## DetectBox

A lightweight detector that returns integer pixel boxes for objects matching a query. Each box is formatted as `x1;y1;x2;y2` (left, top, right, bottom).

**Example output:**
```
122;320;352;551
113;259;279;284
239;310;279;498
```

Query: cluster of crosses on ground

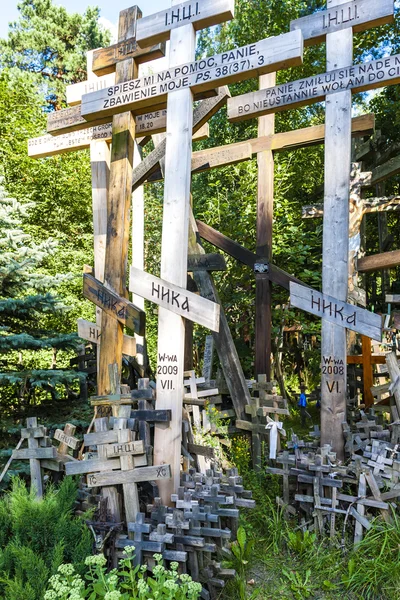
27;0;400;505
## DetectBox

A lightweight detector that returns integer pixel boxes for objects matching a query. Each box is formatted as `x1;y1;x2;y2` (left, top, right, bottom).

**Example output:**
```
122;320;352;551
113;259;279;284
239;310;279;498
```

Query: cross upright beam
98;7;142;395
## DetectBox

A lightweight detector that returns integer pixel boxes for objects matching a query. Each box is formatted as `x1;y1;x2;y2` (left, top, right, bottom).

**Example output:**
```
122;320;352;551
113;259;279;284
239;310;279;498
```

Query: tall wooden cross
80;1;306;502
94;7;164;396
227;0;395;458
29;51;138;373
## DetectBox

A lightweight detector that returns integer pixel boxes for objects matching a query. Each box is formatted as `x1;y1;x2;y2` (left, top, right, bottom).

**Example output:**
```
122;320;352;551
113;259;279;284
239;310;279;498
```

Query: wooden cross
54;423;80;458
227;0;396;457
347;335;386;407
80;8;304;505
13;418;57;498
117;513;164;566
88;7;162;399
266;450;295;504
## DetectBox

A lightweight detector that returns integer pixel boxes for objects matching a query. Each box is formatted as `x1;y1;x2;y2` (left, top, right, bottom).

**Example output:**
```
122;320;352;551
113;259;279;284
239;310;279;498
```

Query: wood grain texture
95;8;141;395
13;447;57;460
129;267;220;331
187;253;226;271
320;0;352;459
131;88;230;191
65;457;121;475
145;114;374;184
77;318;137;356
67;73;115;105
290;282;382;341
136;0;235;46
227;54;400;122
255;72;275;378
358;249;400;273
81;32;303;121
290;0;394;46
86;464;171;487
26;417;43;498
189;213;250;419
153;13;196;505
92;39;165;75
83;274;145;336
196;219;306;289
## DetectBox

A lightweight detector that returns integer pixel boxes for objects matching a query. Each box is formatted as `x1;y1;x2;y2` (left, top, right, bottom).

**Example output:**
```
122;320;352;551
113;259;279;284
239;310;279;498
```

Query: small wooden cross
13;418;57;498
117;513;164;566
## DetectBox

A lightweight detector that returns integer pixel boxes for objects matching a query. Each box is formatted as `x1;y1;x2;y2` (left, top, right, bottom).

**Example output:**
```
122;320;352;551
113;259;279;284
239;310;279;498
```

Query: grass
225;436;400;600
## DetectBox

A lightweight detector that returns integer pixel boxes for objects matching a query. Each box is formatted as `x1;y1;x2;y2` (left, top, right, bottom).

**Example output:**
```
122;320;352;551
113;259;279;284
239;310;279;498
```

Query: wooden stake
153;2;196;503
320;0;353;459
26;417;43;499
255;72;275;379
98;7;141;395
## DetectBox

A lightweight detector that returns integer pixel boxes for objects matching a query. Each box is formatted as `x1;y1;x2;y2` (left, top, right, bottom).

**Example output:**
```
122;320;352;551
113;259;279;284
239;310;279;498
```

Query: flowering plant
44;549;202;600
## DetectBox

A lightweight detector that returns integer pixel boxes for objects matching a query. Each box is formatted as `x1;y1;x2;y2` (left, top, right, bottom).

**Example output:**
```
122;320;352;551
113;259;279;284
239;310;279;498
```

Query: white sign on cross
80;31;304;121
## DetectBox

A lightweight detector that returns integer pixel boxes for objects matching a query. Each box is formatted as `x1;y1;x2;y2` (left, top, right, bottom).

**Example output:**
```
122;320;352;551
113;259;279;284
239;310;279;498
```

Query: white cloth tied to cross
265;418;284;460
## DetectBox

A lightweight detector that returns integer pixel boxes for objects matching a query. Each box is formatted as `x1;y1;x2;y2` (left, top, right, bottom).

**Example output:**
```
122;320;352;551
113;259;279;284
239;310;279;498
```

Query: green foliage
286;530;317;557
0;0;110;108
342;513;400;599
44;551;202;600
281;568;314;600
0;477;92;600
0;180;84;410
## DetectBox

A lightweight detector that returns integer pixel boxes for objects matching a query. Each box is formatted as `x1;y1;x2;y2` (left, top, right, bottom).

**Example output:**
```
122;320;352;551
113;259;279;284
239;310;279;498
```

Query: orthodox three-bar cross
227;0;395;458
80;0;304;502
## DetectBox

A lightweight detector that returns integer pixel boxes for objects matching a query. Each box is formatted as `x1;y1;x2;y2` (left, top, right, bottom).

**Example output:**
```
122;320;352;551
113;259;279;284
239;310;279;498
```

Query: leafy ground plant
44;549;202;600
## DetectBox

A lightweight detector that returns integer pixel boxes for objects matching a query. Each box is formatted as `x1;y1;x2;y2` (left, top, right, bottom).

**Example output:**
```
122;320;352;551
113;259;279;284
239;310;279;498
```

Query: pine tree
0;176;84;411
0;0;111;108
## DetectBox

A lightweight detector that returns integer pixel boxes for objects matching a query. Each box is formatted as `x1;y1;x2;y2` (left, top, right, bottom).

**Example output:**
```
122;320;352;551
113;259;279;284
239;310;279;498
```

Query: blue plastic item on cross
298;392;307;407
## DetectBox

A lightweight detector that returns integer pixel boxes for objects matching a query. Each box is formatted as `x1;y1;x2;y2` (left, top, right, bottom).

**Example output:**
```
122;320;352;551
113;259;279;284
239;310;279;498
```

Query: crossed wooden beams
196;219;305;292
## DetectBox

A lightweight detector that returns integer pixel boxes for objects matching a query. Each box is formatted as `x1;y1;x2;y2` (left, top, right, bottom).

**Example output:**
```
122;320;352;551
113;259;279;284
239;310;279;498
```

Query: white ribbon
265;419;284;460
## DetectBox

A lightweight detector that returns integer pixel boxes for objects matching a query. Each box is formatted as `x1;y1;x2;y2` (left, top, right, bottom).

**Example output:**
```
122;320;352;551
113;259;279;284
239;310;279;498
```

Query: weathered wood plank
77;318;136;356
187;253;226;272
228;54;400;122
66;73;115;106
83;274;145;336
153;11;197;504
358;249;400;273
81;32;303;120
319;0;352;459
131;87;230;191
104;440;145;458
65;457;121;475
196;219;306;290
13;447;57;460
187;443;215;458
54;429;80;450
29;125;112;157
92;40;165;76
290;282;382;340
129;267;220;331
136;0;235;46
84;429;119;446
290;0;394;47
189;214;250;418
86;464;171;487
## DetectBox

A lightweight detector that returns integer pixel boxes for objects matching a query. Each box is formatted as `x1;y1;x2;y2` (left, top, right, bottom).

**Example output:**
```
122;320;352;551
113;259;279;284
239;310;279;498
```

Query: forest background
0;0;399;416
